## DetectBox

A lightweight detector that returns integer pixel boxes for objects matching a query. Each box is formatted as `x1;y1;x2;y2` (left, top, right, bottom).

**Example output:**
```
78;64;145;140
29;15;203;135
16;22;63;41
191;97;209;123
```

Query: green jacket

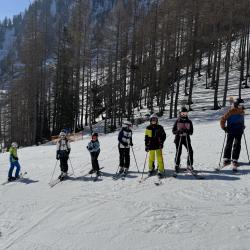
9;146;18;163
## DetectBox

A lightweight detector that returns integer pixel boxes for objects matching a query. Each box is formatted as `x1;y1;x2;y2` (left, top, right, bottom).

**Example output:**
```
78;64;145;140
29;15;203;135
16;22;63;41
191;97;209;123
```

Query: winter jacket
9;146;18;163
220;107;245;135
172;117;193;135
87;140;100;153
145;124;166;150
118;128;133;149
56;138;71;158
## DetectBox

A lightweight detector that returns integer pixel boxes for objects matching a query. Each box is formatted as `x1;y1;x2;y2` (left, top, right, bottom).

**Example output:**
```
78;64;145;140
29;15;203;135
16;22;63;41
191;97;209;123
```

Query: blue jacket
220;107;245;135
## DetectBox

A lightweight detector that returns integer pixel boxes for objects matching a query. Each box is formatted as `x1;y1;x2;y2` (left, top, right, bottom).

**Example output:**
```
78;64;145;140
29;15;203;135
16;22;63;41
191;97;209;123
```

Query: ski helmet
234;98;244;107
92;132;98;137
180;106;188;113
59;131;66;137
150;113;158;123
11;142;18;148
122;120;132;128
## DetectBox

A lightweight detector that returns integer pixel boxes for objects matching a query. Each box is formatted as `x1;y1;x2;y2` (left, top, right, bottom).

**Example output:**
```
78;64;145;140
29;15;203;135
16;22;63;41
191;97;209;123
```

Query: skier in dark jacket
56;131;71;180
220;98;245;170
145;114;166;178
87;132;101;176
118;121;133;175
172;107;194;173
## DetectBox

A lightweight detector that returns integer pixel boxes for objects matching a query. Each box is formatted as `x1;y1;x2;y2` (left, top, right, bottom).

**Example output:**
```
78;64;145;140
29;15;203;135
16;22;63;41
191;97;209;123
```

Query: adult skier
220;98;245;170
87;133;101;177
118;121;133;175
56;131;71;180
145;114;166;178
172;107;194;173
8;142;21;181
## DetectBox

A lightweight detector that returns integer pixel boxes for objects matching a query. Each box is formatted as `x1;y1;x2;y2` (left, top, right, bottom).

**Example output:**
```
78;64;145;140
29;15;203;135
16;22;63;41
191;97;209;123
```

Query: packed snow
0;106;250;249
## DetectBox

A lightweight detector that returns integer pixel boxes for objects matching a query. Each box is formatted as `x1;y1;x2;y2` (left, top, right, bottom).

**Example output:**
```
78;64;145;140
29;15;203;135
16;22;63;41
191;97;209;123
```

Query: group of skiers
7;97;246;182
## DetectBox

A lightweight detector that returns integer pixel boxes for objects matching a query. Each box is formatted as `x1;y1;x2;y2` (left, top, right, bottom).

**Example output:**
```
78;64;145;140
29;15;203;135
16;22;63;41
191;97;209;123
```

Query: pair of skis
2;172;28;185
173;168;204;179
112;171;128;180
139;171;165;185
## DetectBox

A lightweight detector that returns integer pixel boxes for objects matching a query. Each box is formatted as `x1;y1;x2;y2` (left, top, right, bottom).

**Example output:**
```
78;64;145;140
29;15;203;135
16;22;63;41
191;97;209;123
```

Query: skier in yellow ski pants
145;114;166;178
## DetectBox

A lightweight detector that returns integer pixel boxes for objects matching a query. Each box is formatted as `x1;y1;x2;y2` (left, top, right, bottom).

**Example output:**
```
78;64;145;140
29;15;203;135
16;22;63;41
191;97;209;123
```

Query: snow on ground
0;108;250;250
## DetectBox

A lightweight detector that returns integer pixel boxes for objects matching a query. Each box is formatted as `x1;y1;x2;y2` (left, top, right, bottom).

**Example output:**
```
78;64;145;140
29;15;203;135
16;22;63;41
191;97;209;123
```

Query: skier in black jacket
172;107;194;173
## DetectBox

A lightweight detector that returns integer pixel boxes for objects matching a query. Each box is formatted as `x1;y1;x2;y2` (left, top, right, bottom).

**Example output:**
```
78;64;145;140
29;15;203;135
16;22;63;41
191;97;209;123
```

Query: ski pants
59;156;69;173
91;151;100;172
175;136;193;167
119;148;130;169
8;161;21;178
149;149;164;173
223;133;242;161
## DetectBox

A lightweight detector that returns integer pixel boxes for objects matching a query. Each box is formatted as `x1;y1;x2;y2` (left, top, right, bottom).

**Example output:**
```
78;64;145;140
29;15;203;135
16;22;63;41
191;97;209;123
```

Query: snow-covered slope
0;107;250;249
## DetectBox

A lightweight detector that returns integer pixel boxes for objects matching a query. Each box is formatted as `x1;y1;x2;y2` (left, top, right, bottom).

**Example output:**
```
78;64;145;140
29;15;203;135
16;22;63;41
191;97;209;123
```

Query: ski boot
148;170;154;177
58;172;67;181
175;165;180;173
88;169;95;175
187;165;194;171
119;167;124;174
157;171;164;179
8;176;16;182
223;159;231;167
232;161;239;172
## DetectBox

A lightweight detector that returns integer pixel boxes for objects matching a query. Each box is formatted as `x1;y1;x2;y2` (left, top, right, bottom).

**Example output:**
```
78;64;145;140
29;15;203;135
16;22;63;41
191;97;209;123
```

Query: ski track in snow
1;91;250;248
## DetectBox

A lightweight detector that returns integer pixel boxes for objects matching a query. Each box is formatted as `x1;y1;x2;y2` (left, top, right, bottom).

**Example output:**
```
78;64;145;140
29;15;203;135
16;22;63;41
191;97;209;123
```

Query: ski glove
130;142;133;146
56;155;60;160
145;146;149;152
12;155;18;161
67;149;71;155
122;142;128;147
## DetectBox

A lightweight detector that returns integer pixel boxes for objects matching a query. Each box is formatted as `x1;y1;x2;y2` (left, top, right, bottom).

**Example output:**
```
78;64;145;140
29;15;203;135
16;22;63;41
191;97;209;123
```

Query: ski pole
131;147;140;173
175;135;182;167
141;151;148;180
69;157;76;176
185;135;192;168
49;160;58;183
218;132;227;168
243;132;250;163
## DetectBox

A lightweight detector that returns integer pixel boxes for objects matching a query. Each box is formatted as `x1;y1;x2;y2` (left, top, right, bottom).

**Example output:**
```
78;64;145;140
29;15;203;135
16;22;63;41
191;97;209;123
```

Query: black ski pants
91;151;100;172
119;148;130;169
175;135;193;166
59;156;69;173
223;133;242;161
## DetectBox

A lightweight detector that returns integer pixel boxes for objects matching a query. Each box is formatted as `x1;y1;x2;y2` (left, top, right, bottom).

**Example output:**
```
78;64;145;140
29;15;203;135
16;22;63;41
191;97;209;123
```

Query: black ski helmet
180;106;188;113
92;132;98;137
234;98;244;107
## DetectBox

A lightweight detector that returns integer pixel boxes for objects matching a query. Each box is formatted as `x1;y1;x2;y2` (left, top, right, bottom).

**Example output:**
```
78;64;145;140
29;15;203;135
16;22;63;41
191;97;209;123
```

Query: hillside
0;99;250;249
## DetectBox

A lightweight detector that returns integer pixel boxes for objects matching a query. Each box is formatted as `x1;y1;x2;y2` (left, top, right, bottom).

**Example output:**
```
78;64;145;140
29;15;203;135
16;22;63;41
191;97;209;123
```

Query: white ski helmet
123;120;132;128
150;113;158;123
11;142;18;148
59;131;66;137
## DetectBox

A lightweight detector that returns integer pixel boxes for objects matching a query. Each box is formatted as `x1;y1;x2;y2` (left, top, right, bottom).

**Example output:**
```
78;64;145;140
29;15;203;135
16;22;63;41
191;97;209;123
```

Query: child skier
118;121;133;175
8;142;21;181
220;98;245;171
172;107;194;173
87;133;101;177
145;114;166;178
56;131;71;180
